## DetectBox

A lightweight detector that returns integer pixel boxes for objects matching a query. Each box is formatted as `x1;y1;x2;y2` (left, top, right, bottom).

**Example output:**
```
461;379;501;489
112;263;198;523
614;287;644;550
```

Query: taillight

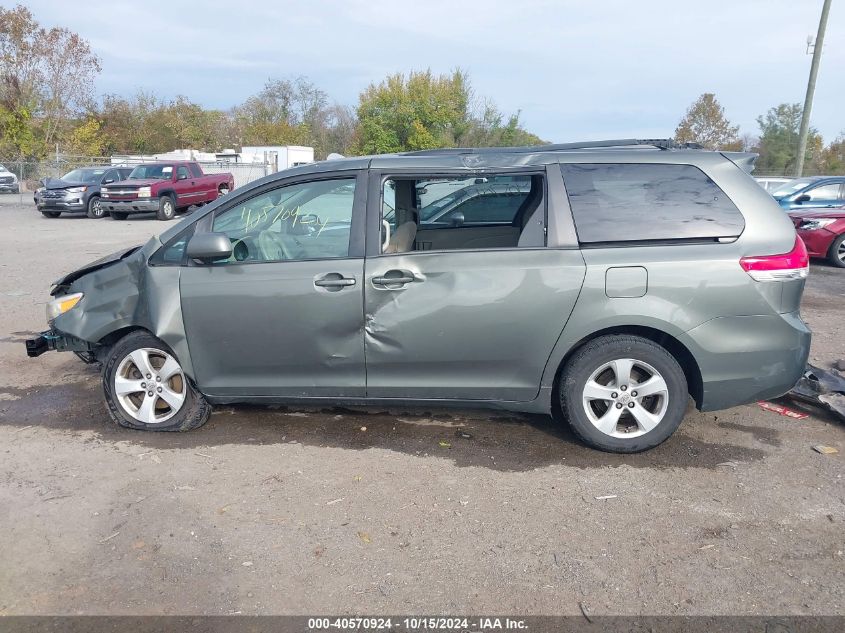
739;237;809;282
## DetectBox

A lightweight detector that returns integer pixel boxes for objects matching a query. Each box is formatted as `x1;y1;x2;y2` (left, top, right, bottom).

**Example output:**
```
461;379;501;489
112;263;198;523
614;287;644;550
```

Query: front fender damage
42;237;195;378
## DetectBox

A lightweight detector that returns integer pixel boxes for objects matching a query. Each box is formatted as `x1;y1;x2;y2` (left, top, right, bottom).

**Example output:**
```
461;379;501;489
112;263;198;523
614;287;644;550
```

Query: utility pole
795;0;832;177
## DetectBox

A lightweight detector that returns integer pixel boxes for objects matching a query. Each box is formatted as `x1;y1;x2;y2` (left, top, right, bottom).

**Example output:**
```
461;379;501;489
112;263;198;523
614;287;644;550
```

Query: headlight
46;292;84;321
66;186;87;193
798;218;836;231
138;186;152;197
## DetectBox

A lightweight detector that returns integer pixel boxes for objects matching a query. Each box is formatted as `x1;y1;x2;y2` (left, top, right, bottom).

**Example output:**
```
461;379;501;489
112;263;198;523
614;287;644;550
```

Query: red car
791;208;845;268
101;161;234;221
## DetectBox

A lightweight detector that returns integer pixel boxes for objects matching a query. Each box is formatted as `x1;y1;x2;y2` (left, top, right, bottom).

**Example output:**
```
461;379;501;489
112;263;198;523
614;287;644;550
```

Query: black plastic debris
788;364;845;422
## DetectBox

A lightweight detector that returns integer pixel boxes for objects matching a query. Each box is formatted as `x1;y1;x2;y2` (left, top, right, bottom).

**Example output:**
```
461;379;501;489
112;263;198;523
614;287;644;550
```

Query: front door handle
314;273;356;289
372;269;418;288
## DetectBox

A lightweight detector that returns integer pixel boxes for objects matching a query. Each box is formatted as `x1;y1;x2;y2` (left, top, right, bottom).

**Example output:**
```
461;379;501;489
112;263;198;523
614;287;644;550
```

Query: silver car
26;139;811;452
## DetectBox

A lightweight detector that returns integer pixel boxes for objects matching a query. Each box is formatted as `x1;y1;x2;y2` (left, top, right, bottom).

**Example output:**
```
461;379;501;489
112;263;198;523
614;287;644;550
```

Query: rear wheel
828;234;845;268
110;211;128;220
559;335;688;453
157;194;176;220
41;211;61;218
86;195;105;219
102;331;211;432
217;184;229;197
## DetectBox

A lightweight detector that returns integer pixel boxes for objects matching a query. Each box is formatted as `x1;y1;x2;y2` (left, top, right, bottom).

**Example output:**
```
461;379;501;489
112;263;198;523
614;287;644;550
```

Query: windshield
129;164;174;180
771;178;818;197
61;168;106;183
0;163;7;171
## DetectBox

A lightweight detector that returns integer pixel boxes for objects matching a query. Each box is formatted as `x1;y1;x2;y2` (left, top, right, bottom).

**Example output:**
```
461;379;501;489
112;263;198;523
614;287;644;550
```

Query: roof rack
401;139;704;156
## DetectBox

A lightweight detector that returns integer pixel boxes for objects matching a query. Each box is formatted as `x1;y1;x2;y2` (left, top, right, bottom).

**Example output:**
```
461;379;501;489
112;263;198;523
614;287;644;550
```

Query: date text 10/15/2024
308;617;528;631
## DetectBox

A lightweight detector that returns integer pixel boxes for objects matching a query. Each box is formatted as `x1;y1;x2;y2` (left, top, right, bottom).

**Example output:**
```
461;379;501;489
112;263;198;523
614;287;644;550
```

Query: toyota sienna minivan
26;140;811;452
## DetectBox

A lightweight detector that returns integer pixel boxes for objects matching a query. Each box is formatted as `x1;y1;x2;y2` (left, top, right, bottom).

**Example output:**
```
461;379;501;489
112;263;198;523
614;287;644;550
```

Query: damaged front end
25;329;99;363
23;238;167;365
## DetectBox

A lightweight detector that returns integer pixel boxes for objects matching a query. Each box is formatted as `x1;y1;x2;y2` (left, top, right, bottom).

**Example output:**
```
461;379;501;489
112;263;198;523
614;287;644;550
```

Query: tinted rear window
560;163;745;243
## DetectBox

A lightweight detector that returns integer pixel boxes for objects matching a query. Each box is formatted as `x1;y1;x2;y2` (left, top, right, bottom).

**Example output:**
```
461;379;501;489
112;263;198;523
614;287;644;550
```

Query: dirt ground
0;195;843;616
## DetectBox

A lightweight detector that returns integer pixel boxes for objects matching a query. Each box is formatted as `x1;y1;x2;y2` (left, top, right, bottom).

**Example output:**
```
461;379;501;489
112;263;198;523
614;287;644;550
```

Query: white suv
0;163;20;194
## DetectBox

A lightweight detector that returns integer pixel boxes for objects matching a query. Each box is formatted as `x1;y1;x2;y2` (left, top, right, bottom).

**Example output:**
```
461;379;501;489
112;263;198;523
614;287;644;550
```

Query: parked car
101;161;235;221
0;163;20;193
754;176;793;194
34;166;134;218
792;208;845;268
25;139;810;453
771;176;845;211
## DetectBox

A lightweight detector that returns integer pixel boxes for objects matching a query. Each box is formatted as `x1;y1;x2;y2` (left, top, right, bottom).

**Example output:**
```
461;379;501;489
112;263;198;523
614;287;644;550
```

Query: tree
0;4;100;156
356;69;542;154
820;133;845;174
674;93;739;150
754;103;823;175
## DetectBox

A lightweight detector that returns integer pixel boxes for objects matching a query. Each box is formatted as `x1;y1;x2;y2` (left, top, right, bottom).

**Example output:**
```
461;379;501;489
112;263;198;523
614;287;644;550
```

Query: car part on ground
24;139;811;452
788;364;845;424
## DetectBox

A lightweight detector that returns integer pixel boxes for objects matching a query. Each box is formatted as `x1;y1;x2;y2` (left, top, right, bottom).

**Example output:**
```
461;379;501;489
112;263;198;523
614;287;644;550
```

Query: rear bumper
683;311;811;411
797;228;837;258
103;199;158;213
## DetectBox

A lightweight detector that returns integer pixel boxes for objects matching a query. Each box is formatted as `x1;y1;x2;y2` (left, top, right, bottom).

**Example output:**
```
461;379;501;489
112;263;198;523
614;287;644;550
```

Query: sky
21;0;845;144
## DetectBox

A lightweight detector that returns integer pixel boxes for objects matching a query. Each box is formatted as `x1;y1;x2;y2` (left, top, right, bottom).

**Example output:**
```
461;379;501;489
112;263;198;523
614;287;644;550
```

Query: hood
43;177;89;190
52;245;143;292
790;208;845;220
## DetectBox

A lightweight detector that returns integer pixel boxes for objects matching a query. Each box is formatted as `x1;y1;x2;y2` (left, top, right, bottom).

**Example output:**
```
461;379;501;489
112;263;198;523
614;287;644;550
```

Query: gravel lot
0;195;843;616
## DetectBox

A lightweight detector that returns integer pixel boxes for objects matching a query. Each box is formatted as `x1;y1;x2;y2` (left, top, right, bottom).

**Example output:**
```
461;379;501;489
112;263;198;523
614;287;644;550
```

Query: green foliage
356;69;542;154
674;93;739;150
0;103;36;158
820;133;845;174
754;103;823;176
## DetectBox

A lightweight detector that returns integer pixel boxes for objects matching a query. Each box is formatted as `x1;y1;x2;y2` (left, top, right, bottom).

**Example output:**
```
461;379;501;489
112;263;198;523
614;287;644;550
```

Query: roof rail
400;139;704;156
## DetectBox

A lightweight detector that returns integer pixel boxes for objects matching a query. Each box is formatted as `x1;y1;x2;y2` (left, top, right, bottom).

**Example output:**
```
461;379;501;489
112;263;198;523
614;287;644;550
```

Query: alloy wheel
581;358;669;438
114;348;186;424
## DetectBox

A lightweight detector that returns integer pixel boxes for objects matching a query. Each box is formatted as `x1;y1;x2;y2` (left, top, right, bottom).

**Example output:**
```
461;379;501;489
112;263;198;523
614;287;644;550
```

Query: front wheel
102;331;211;432
828;234;845;268
156;195;176;220
110;211;128;221
559;335;688;453
86;195;105;218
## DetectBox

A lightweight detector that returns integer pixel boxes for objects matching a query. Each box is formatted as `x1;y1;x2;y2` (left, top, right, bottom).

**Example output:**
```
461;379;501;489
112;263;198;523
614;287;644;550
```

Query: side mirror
186;232;232;263
449;211;465;227
794;194;811;203
103;178;115;184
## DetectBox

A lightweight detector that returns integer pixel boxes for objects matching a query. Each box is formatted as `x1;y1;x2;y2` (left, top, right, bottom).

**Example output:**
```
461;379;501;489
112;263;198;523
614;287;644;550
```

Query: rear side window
560;163;745;243
190;163;203;178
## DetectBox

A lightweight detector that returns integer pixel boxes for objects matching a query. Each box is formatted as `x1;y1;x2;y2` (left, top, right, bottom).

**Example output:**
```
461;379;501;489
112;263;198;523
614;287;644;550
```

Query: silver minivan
26;140;811;452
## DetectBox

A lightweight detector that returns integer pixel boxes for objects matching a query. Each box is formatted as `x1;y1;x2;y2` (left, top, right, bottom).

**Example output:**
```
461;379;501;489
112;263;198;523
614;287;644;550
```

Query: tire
86;195;105;219
827;234;845;268
102;331;211;432
156;195;176;221
41;211;61;218
217;185;229;197
110;211;128;221
558;335;688;453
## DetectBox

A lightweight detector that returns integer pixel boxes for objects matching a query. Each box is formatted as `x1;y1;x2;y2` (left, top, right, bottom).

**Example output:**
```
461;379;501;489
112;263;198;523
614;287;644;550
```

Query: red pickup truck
101;161;235;221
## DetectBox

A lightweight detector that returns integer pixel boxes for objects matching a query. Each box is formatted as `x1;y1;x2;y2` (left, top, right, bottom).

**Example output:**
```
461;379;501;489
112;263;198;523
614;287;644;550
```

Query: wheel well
95;327;150;357
554;325;704;408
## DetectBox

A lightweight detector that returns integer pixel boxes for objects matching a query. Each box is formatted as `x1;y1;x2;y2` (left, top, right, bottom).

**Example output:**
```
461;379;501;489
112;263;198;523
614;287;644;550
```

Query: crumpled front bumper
25;329;97;362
